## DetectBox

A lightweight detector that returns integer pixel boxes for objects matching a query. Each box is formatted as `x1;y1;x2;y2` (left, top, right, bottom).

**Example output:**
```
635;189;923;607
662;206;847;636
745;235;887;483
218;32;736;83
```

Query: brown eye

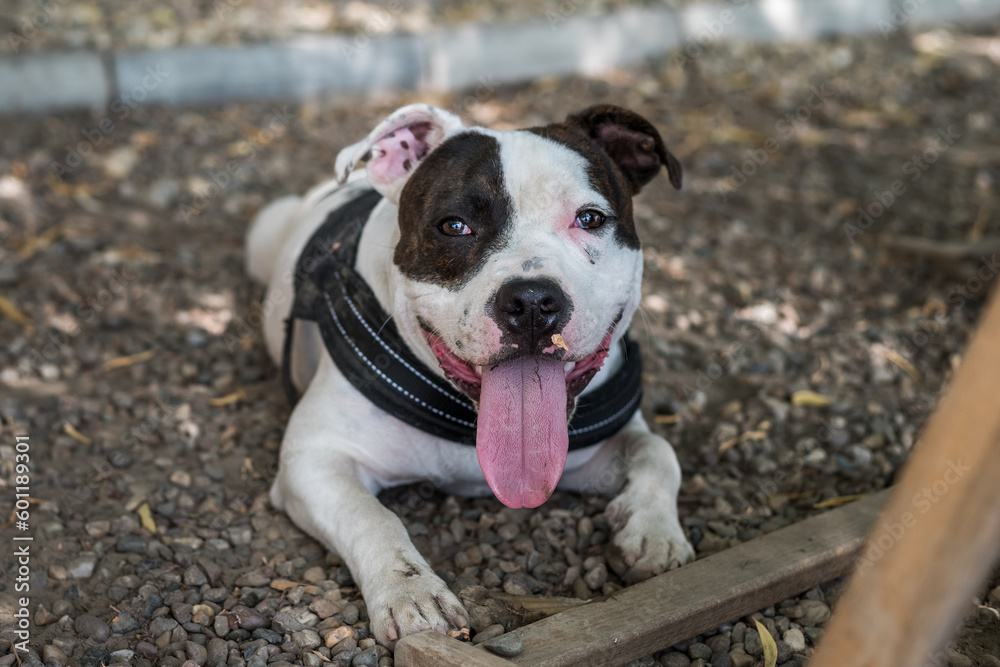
575;210;606;229
439;219;472;236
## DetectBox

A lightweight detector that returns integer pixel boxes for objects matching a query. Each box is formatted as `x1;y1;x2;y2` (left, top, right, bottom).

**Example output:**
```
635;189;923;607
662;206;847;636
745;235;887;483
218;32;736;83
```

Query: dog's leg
560;413;695;584
271;377;468;647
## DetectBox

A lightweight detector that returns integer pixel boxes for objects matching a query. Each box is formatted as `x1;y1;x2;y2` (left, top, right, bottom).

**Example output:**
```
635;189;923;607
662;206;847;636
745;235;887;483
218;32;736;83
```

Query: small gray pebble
111;611;139;633
213;614;230;636
74;615;110;641
206;638;228;667
728;648;754;667
149;616;178;636
293;629;323;649
41;646;68;667
184;565;208;586
472;624;505;645
353;647;380;667
711;650;731;667
340;604;360;625
775;639;792;663
744;629;762;657
797;600;831;626
688;643;712;660
116;536;148;554
482;632;523;658
186;641;208;665
731;622;746;644
252;628;283;644
80;648;111;667
272;611;307;634
946;650;973;667
659;652;691;667
302;652;325;667
109;649;134;663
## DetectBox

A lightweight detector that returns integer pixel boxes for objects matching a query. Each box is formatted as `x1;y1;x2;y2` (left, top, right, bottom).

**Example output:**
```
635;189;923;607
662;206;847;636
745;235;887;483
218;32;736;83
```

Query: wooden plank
504;491;887;667
812;291;1000;667
395;629;511;667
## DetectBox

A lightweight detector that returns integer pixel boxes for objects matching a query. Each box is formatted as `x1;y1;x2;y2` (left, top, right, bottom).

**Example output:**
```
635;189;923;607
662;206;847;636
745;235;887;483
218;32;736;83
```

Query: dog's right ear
335;104;466;204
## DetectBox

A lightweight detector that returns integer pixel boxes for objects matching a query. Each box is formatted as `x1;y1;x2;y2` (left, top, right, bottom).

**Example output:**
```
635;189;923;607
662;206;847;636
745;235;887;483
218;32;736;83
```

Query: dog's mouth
422;328;613;510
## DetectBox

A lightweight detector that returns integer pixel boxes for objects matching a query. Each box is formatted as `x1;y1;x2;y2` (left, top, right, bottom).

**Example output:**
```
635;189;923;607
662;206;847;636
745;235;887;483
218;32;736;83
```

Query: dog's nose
492;278;571;348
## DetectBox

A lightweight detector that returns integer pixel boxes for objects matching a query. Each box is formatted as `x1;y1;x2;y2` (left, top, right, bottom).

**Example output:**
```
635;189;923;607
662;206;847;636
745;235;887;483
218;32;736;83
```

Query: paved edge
1;0;999;113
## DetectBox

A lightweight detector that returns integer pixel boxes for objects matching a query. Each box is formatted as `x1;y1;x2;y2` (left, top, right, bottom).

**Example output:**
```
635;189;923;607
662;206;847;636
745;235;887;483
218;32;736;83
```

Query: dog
245;103;694;647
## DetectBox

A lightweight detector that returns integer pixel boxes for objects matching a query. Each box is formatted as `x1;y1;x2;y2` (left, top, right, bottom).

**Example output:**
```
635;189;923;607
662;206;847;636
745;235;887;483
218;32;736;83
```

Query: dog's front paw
366;566;469;648
605;498;695;585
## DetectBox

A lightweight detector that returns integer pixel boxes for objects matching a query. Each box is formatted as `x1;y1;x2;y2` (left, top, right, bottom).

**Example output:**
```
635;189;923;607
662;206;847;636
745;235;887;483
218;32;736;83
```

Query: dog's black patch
528;122;639;250
397;560;421;578
521;256;544;271
395;132;514;289
529;106;681;251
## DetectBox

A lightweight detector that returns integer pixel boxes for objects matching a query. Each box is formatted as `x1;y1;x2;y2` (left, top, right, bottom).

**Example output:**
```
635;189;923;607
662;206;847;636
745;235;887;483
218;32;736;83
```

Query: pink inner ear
368;127;429;188
596;123;657;170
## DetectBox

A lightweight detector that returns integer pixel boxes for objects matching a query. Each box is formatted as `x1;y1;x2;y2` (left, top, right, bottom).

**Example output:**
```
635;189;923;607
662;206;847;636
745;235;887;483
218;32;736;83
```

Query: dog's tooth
475;365;483;376
564;362;576;375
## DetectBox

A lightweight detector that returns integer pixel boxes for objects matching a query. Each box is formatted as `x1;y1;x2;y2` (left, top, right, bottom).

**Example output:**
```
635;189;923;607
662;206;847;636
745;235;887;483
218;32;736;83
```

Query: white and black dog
245;103;694;647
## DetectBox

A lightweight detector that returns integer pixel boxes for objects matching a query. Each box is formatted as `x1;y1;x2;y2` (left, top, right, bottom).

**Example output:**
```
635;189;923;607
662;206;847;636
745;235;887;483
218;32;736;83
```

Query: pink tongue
476;357;568;508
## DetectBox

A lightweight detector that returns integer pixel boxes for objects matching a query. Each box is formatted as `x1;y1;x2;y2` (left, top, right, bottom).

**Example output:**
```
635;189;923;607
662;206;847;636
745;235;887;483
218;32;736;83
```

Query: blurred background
1;1;1000;666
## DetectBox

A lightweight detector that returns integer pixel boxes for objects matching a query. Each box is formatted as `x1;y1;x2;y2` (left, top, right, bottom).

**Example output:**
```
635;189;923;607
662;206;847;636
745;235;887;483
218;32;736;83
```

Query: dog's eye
439;219;472;236
575;210;606;230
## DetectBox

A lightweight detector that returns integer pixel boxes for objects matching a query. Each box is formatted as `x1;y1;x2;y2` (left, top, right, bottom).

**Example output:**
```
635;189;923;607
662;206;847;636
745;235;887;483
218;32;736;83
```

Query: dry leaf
883;348;922;383
63;422;92;445
324;626;354;647
269;579;318;594
791;390;833;407
136;502;157;533
447;627;470;641
17;225;64;259
755;619;778;667
654;414;680;425
0;295;34;333
551;333;568;352
308;650;331;663
718;429;768;454
101;349;156;372
210;389;246;407
813;493;867;509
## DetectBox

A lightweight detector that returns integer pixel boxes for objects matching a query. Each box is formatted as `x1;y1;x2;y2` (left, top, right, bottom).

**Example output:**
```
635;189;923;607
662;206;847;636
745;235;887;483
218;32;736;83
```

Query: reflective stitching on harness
337;281;476;411
568;390;641;436
323;291;478;429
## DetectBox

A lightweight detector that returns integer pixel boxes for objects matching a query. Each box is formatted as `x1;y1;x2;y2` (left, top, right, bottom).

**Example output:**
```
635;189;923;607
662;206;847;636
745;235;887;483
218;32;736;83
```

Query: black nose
492;278;571;349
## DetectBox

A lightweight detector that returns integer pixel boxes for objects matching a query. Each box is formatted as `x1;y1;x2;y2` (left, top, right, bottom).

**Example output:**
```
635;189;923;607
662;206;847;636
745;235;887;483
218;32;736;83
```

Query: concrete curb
1;0;999;113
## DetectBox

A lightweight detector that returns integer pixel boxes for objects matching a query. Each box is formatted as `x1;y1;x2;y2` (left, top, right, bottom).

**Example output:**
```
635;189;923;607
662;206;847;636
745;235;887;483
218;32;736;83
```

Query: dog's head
336;104;681;508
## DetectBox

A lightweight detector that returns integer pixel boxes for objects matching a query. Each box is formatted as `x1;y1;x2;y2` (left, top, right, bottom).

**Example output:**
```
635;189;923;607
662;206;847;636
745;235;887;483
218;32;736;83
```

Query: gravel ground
2;0;670;54
2;19;1000;667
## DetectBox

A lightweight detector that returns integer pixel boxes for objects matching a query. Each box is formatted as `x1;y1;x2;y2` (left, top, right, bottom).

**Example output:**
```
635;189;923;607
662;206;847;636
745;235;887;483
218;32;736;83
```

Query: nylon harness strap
281;188;644;450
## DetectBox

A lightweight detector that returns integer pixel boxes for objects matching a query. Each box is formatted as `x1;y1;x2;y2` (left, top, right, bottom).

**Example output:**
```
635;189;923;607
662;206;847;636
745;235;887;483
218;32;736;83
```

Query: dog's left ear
335;104;466;203
566;105;682;193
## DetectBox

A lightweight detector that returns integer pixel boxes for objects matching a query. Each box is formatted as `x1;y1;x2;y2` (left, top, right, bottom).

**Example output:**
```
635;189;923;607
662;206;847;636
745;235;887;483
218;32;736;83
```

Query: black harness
282;188;644;449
